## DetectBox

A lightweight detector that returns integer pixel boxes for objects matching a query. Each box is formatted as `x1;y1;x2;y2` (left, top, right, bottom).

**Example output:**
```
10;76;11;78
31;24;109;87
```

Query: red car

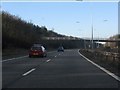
29;45;47;58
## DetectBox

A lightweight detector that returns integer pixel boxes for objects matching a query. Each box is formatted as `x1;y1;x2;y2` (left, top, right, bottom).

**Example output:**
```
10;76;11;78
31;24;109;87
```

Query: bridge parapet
42;37;81;40
42;37;120;42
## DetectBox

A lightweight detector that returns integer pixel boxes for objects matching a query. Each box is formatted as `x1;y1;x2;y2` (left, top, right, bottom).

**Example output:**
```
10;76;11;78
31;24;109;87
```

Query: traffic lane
2;51;59;88
2;50;58;70
2;50;57;63
6;50;119;88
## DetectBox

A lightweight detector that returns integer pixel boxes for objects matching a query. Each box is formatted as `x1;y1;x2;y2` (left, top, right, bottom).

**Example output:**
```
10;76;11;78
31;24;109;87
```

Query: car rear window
31;46;42;50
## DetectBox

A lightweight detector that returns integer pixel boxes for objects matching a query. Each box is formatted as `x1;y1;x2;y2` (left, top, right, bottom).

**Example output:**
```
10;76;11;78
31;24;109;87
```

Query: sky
1;1;118;39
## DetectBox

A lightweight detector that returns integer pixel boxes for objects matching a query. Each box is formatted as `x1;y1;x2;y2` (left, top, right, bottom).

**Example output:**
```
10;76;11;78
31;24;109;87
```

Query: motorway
2;49;120;88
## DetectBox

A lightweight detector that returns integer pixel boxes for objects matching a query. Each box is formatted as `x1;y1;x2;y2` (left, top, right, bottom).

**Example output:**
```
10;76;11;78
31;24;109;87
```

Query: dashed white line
2;51;56;63
78;49;120;82
2;55;28;62
22;68;36;76
46;59;51;62
55;56;57;57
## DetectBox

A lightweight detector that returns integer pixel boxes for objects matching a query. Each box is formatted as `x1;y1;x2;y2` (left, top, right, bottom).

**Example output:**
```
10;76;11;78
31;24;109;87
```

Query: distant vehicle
57;46;64;52
29;45;47;58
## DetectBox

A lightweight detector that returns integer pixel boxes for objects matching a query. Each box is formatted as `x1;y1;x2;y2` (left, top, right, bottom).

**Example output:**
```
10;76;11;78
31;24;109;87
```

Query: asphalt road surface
2;49;120;88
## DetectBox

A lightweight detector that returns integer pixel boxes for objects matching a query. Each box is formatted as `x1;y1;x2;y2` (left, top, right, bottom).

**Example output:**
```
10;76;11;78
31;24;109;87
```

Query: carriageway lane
2;51;59;88
3;49;120;88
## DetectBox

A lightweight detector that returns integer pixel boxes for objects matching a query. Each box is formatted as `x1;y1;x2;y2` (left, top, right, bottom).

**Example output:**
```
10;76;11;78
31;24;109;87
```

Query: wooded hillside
2;11;65;49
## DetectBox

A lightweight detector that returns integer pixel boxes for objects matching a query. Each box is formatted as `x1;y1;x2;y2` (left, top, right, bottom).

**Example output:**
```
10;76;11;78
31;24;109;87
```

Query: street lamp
76;21;86;49
97;19;108;48
84;39;86;49
91;18;108;49
91;24;94;50
97;32;99;48
103;20;108;22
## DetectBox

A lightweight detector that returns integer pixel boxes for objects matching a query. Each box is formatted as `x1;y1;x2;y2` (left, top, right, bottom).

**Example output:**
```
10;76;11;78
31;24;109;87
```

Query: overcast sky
1;1;118;39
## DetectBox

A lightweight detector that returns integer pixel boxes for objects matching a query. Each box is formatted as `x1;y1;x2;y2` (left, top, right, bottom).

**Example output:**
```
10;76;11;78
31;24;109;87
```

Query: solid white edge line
22;68;36;76
77;49;120;82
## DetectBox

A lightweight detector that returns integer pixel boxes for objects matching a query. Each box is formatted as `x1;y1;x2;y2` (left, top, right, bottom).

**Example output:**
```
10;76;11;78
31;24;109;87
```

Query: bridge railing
42;37;120;42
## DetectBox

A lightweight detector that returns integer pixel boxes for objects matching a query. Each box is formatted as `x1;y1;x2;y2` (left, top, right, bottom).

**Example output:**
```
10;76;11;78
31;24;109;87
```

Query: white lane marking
22;68;36;76
55;56;57;57
2;55;28;62
46;59;51;62
2;51;56;63
78;49;120;82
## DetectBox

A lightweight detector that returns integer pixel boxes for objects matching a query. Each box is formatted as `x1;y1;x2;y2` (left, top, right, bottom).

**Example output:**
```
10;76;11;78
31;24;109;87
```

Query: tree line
2;11;67;50
3;11;109;51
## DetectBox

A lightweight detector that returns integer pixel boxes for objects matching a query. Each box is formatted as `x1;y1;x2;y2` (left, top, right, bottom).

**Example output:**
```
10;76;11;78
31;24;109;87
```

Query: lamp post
76;21;86;49
96;20;108;48
91;14;94;50
97;33;99;48
84;39;86;49
91;24;94;50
